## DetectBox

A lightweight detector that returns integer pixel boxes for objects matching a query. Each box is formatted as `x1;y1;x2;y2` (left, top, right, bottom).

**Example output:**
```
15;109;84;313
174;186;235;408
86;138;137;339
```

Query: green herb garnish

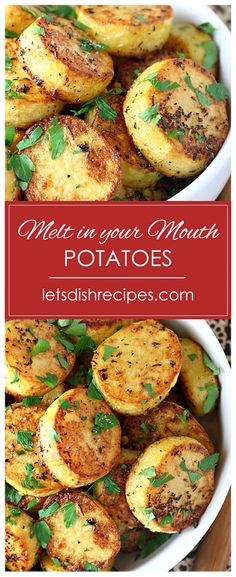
36;373;58;388
5;125;15;147
16;126;44;151
203;383;219;414
22;396;43;407
103;344;117;360
203;351;220;375
92;412;119;435
198;452;220;472
139;103;162;125
32;338;51;356
48;117;66;160
144;383;156;398
16;430;34;450
180;459;202;484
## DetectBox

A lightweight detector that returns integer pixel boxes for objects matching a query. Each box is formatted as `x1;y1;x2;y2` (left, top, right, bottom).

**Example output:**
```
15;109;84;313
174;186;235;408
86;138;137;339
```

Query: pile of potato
5;318;220;571
5;5;229;202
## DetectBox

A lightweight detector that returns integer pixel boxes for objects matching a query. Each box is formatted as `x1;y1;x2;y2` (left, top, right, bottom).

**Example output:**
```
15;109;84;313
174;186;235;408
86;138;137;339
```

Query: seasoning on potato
5;320;76;397
126;436;217;533
92;320;182;415
5;403;62;497
40;490;120;570
123;58;228;178
77;6;173;56
5;38;64;129
179;337;220;416
86;91;161;189
19;16;114;104
14;115;121;201
5;504;41;571
39;387;121;487
165;22;218;77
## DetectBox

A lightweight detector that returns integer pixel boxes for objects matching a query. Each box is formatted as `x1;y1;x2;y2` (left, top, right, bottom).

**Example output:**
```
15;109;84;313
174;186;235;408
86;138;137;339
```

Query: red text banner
5;202;230;319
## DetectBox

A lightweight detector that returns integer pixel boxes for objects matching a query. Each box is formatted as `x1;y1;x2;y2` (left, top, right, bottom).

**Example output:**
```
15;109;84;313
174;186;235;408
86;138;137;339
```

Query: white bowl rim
165;5;231;202
127;319;231;573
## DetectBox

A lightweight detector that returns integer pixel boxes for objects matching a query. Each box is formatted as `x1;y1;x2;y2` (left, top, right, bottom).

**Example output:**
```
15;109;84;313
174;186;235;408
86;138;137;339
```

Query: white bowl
167;5;231;202
116;320;231;572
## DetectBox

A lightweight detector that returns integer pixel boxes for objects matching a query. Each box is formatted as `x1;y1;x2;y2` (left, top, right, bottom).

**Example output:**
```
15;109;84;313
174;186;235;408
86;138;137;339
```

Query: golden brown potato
165;22;218;76
92;320;182;415
120;527;147;552
5;403;62;496
126;436;215;533
40;553;114;571
19;16;114;103
78;6;173;56
86;92;161;189
5;320;76;397
122;401;214;453
42;384;65;407
179;338;220;416
94;448;141;531
85;319;134;346
124;58;228;178
42;490;120;570
5;5;38;36
17;115;121;201
5;38;64;129
5;503;41;571
39;387;121;487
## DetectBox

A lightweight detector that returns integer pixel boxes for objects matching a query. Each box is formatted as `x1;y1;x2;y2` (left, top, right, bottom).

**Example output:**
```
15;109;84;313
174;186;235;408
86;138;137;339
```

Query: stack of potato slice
5;5;228;202
5;318;220;570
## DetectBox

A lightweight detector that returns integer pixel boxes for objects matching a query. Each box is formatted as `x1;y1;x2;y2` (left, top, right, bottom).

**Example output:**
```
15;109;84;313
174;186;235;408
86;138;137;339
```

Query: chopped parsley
21;464;45;489
99;473;120;495
176;409;189;427
39;502;59;519
198;452;220;472
48;117;66;160
84;561;100;571
31;25;45;36
8;152;35;191
26;498;37;510
149;472;174;488
33;520;52;548
203;383;219;414
5;29;19;39
36;373;58;388
54;331;74;353
158;512;174;526
74;335;96;354
16;430;35;451
80;38;108;52
5;483;22;504
60;501;77;528
32;338;51;356
55;353;69;369
92;412;119;435
188;353;197;361
180;458;202;484
103;344;117;360
16;126;44;151
5;79;25;99
10;370;19;384
137;532;171;559
139;466;156;478
139;507;155;528
144;383;156;398
5;55;13;70
59;399;72;410
87;380;103;400
49;428;61;442
65;320;86;336
5;125;15;147
184;75;212;106
22;396;43;407
139;103;162;125
72;88;125;123
200;40;218;69
134;14;149;24
198;22;216;35
167;127;185;143
203;351;220;375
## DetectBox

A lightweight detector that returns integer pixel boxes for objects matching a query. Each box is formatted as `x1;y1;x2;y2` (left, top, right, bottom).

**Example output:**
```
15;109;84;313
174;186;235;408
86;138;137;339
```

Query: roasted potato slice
165;22;218;77
5;320;76;397
86;92;161;189
5;5;38;36
124;58;228;178
39;387;121;487
122;401;214;453
5;403;62;497
85;319;134;346
120;527;147;552
94;448;141;531
78;6;173;56
126;436;215;533
5;39;64;129
179;338;220;416
17;115;121;201
42;490;120;570
19;16;114;104
5;503;41;571
92;320;182;415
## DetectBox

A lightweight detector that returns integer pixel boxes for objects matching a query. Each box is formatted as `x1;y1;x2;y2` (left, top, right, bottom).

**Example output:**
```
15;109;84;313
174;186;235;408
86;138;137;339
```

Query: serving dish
116;319;231;571
168;6;231;202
